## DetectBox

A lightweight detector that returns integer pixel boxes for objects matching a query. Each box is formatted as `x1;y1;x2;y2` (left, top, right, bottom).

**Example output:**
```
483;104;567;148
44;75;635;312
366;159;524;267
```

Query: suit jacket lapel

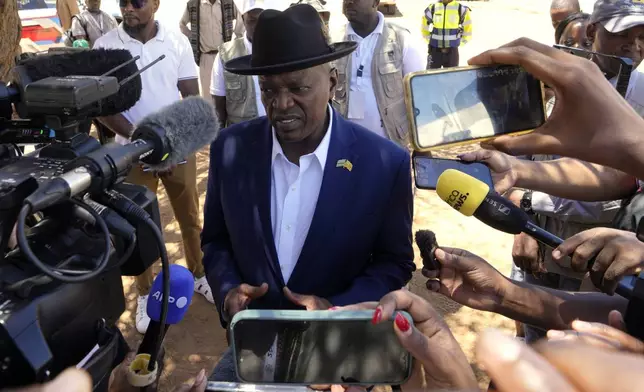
289;113;358;285
248;119;283;285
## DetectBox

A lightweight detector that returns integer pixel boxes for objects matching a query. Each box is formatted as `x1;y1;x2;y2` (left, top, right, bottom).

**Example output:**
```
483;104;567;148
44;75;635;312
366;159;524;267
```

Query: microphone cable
15;197;111;283
95;190;169;372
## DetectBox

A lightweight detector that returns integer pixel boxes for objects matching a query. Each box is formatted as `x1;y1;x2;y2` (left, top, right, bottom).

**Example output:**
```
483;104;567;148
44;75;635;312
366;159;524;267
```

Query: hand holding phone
405;65;546;151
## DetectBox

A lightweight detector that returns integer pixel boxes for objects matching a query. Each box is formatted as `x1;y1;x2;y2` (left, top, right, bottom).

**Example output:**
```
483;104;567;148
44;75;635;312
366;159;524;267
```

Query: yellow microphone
436;169;563;248
436;169;637;300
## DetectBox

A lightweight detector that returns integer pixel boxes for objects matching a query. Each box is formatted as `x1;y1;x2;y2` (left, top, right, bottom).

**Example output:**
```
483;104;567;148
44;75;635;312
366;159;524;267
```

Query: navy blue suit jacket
202;111;415;326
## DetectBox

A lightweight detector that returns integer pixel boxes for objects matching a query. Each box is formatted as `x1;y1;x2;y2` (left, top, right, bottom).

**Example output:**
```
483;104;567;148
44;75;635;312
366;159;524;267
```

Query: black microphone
415;230;440;270
436;169;563;249
23;96;218;212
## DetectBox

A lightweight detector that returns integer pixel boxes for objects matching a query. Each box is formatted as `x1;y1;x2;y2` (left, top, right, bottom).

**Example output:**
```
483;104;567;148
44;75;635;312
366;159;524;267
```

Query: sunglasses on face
119;0;146;8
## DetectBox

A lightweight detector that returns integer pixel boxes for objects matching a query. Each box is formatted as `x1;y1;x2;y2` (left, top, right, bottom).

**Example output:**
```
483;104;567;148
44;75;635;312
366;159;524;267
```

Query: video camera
0;49;169;390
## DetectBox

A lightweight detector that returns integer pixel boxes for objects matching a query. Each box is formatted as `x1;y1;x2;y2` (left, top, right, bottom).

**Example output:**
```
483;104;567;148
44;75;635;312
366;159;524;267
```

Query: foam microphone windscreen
15;49;142;116
415;230;440;270
147;264;195;324
436;169;490;217
134;96;219;171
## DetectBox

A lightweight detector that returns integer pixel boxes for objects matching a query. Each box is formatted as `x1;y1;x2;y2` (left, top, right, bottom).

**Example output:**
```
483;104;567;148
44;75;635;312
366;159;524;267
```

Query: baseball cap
233;0;288;14
590;0;644;33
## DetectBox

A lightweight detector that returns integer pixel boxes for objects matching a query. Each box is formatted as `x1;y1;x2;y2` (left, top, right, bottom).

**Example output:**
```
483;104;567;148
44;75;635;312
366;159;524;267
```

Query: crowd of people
5;0;644;391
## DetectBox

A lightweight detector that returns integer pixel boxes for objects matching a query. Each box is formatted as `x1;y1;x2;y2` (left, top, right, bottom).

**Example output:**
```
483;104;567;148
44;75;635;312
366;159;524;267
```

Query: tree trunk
0;0;22;83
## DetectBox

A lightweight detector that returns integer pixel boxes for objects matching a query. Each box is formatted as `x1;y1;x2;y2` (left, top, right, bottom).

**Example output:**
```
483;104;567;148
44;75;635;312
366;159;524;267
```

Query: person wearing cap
586;0;644;80
335;0;425;149
202;4;415;381
211;0;283;128
180;0;244;100
291;0;330;26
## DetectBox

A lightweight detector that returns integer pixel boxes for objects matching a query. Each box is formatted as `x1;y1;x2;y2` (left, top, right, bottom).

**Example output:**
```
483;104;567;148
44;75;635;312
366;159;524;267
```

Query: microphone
415;230;440;270
128;264;195;387
436;169;563;249
23;96;218;212
12;48;144;117
435;169;637;298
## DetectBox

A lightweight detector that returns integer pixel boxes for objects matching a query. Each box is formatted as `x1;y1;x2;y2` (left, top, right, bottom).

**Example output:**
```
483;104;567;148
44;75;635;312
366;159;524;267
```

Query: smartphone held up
404;64;546;151
228;310;413;386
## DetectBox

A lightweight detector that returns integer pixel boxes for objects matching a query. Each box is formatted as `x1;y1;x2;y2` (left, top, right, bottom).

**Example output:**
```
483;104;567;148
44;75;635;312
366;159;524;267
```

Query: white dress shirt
345;12;425;137
93;22;198;144
210;35;266;117
270;105;333;283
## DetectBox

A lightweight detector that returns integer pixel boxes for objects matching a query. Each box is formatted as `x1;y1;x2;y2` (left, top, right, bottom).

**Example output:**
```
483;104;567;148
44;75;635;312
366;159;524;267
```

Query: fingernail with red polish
372;308;382;325
329;306;338;311
395;313;410;333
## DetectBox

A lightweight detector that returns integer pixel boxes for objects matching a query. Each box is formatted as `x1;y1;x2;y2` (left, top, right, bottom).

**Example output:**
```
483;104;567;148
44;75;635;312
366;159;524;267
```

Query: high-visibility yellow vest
421;1;472;48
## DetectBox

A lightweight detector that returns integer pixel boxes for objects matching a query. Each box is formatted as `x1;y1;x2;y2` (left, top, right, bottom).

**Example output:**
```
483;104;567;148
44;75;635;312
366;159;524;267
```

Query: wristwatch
520;190;534;215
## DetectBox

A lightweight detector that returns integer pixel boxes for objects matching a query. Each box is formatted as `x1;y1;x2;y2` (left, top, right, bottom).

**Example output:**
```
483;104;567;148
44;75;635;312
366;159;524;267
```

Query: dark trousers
427;47;459;69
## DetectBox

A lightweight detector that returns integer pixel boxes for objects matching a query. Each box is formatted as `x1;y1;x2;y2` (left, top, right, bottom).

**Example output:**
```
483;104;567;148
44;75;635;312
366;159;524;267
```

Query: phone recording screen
414;157;493;190
232;318;411;385
409;65;545;149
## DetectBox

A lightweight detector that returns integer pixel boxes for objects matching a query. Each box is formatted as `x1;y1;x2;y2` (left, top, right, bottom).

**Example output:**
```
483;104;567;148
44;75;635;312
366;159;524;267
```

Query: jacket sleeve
461;6;472;44
201;139;242;326
532;192;622;224
327;152;416;306
421;6;432;41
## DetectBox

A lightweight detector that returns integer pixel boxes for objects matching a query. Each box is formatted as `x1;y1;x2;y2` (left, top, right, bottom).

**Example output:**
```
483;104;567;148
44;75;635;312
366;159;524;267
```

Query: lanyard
262;336;278;381
352;33;379;89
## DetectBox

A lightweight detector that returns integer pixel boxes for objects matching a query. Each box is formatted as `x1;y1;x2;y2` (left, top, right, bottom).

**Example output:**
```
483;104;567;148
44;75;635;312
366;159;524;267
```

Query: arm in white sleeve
211;53;226;96
532;192;623;224
401;30;427;76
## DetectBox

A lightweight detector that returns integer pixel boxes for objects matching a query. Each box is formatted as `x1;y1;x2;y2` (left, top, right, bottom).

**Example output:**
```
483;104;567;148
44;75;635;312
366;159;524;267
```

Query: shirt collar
244;34;252;54
346;11;385;39
201;0;216;4
117;21;165;43
271;104;334;169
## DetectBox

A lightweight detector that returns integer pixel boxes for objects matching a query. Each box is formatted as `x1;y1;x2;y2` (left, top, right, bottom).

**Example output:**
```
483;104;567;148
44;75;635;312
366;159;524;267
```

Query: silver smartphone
229;310;413;386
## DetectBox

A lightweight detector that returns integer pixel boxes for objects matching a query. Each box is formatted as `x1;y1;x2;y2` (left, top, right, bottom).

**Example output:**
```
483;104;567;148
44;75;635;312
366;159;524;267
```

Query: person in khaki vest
211;0;284;128
335;0;425;149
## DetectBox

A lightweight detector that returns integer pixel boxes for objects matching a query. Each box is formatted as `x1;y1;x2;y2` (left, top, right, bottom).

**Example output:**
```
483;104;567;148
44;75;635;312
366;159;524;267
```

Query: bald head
551;0;581;29
551;0;580;10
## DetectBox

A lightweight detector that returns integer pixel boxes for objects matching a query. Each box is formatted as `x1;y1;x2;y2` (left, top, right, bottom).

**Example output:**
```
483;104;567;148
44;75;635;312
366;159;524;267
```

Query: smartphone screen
408;65;545;149
414;157;494;190
232;314;412;385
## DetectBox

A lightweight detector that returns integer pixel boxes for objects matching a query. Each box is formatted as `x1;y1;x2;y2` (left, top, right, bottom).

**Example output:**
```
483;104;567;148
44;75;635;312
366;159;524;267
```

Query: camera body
0;53;161;389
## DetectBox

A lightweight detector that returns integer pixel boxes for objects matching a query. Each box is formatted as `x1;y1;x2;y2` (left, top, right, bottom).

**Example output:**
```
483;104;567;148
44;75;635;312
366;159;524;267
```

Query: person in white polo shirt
210;0;286;128
93;0;213;334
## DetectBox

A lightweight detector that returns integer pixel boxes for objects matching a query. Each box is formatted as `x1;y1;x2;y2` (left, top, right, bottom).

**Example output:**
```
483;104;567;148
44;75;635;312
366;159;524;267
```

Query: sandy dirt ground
114;0;561;390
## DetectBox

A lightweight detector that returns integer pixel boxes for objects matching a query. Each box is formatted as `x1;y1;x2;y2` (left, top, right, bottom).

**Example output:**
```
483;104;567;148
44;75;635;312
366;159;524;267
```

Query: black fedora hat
224;4;357;76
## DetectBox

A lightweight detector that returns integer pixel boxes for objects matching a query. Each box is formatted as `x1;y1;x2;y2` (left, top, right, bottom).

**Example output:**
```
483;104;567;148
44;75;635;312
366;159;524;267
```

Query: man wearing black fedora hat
202;3;415;381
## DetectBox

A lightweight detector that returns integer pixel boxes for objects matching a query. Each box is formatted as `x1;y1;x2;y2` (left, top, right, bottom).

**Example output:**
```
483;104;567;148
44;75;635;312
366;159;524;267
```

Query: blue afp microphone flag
147;264;195;324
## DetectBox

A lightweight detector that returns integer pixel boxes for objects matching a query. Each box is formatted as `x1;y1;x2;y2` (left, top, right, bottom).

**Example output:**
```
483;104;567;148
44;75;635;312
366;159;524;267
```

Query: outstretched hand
467;38;644;179
425;247;510;312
